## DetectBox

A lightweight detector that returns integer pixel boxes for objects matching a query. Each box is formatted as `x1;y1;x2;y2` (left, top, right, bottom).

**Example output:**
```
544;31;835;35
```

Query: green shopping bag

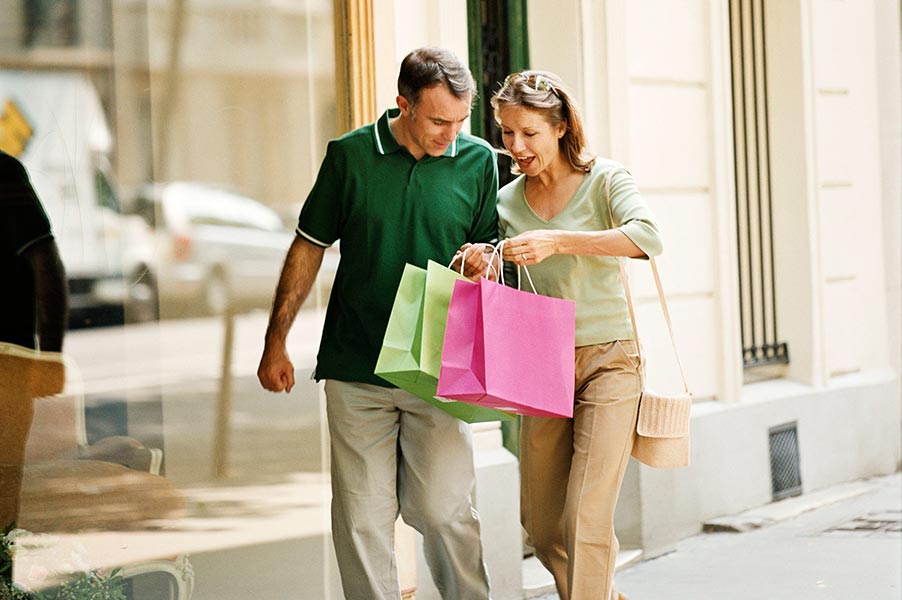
375;260;515;423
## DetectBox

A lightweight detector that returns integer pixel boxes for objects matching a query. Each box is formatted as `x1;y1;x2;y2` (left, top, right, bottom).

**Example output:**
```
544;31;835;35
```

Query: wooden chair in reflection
0;342;194;599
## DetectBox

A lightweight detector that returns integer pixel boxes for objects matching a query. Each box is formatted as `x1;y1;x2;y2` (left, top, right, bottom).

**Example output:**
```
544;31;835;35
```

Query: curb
702;480;875;533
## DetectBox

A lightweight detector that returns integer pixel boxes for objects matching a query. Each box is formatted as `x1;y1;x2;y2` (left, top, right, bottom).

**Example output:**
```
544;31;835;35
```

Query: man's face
397;85;471;158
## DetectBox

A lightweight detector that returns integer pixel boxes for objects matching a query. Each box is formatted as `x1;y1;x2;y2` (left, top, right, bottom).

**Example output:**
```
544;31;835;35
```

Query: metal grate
768;422;802;500
476;0;515;186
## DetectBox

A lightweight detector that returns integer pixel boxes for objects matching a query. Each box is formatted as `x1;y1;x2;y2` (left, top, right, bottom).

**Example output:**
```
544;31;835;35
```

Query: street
533;473;902;600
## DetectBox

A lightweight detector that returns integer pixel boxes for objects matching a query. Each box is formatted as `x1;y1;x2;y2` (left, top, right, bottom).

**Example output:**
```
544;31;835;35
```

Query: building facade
1;0;898;598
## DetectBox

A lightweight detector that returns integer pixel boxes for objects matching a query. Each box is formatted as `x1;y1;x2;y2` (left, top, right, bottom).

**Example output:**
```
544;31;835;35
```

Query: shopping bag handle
605;169;690;395
448;244;474;273
491;240;538;293
449;243;498;278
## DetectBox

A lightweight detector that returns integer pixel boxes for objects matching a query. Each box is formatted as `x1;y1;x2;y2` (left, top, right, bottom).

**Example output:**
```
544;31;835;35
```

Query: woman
494;71;662;600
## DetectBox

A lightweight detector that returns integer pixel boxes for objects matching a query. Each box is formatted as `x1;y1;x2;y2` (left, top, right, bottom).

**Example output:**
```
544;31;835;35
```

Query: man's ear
396;95;412;117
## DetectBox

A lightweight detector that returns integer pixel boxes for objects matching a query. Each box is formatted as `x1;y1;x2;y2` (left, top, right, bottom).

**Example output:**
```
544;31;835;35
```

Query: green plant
0;569;125;600
2;521;17;598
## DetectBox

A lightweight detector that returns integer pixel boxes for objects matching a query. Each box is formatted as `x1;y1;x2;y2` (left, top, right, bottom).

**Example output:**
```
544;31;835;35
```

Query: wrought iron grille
729;0;789;368
476;0;515;186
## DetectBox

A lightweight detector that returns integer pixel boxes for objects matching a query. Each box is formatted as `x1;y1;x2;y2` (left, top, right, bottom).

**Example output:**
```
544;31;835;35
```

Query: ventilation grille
769;422;802;500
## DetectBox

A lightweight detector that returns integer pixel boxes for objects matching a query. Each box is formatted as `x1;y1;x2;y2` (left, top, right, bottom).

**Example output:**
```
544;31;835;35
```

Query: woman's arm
502;228;644;265
503;168;662;265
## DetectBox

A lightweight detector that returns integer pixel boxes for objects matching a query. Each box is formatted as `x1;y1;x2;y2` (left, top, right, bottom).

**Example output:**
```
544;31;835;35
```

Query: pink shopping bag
437;275;576;418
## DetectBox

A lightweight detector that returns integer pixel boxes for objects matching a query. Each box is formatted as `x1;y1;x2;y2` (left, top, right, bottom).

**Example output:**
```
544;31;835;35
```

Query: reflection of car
127;182;295;316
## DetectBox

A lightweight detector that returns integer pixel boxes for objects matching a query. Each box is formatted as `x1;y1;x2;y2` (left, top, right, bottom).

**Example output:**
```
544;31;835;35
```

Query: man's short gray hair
397;47;477;109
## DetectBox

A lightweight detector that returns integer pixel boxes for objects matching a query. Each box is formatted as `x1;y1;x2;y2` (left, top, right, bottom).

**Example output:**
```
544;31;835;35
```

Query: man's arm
257;236;325;393
22;238;68;352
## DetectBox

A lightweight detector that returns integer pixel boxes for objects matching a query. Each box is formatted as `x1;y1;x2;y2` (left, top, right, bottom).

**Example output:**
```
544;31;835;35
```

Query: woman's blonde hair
490;70;595;174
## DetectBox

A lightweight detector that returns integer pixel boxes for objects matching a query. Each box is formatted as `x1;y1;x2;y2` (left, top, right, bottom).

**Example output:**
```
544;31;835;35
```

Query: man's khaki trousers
520;341;641;600
325;380;491;600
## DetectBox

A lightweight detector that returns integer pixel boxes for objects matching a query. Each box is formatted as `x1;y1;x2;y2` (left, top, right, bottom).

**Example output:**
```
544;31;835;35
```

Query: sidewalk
531;472;901;600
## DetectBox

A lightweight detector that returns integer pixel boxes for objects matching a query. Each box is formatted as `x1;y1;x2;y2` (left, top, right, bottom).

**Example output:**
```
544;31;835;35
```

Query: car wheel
203;270;230;316
126;267;159;323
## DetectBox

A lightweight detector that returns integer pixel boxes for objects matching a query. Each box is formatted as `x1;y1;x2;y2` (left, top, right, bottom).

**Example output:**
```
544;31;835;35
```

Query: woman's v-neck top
497;159;662;346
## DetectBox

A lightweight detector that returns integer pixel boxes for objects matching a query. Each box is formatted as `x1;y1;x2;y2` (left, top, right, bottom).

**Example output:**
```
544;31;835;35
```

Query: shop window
2;1;345;597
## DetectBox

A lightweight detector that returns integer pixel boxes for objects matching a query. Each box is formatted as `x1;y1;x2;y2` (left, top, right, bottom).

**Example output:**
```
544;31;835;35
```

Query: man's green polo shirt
297;108;499;386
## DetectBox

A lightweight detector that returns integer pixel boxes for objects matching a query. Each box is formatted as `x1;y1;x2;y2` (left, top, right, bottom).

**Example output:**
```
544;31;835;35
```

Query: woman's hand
502;231;559;265
451;243;499;281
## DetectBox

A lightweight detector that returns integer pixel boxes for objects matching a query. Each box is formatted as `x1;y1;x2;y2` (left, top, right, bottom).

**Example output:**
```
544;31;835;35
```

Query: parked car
126;182;297;317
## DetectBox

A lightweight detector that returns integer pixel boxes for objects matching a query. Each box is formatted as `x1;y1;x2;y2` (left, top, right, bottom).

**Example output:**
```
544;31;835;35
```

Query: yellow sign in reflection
0;100;33;158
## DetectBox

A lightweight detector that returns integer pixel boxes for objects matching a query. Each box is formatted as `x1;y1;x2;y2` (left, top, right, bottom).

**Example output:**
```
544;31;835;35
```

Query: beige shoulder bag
606;170;692;468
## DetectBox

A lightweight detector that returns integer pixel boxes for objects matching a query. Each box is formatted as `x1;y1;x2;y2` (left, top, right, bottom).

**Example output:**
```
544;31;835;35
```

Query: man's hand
257;236;325;394
258;343;296;393
451;243;498;281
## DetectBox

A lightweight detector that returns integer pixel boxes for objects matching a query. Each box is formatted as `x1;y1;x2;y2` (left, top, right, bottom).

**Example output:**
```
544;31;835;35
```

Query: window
24;0;77;47
729;0;789;370
3;1;343;596
94;168;119;213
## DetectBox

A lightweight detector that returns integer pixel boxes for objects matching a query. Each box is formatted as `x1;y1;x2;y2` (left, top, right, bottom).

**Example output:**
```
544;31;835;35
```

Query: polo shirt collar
373;108;459;158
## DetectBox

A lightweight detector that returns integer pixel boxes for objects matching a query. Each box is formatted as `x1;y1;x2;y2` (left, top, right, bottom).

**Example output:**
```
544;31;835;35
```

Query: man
0;149;68;587
0;149;67;352
258;48;497;599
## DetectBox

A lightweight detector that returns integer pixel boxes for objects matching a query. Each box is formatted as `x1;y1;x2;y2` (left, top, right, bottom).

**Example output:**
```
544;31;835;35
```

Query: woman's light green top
497;159;663;346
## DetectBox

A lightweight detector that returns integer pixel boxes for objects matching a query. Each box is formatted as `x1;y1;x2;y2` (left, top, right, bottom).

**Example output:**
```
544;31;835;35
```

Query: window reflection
2;0;339;597
24;0;79;48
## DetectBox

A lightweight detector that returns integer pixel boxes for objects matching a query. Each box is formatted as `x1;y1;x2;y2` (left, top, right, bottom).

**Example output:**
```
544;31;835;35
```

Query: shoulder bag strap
605;169;690;394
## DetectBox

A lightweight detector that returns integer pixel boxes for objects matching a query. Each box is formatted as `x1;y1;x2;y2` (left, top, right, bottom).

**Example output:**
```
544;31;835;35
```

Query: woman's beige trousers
520;340;641;600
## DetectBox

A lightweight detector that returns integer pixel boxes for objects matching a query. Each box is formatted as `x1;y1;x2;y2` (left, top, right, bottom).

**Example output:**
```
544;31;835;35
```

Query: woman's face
498;105;566;177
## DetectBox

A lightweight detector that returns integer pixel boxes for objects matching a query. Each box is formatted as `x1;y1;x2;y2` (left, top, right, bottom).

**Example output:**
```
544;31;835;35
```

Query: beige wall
372;0;471;126
811;0;890;376
622;0;728;402
875;0;901;380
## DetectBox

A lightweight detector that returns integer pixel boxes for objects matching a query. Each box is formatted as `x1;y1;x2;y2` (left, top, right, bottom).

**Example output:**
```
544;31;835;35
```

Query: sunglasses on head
503;72;558;95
